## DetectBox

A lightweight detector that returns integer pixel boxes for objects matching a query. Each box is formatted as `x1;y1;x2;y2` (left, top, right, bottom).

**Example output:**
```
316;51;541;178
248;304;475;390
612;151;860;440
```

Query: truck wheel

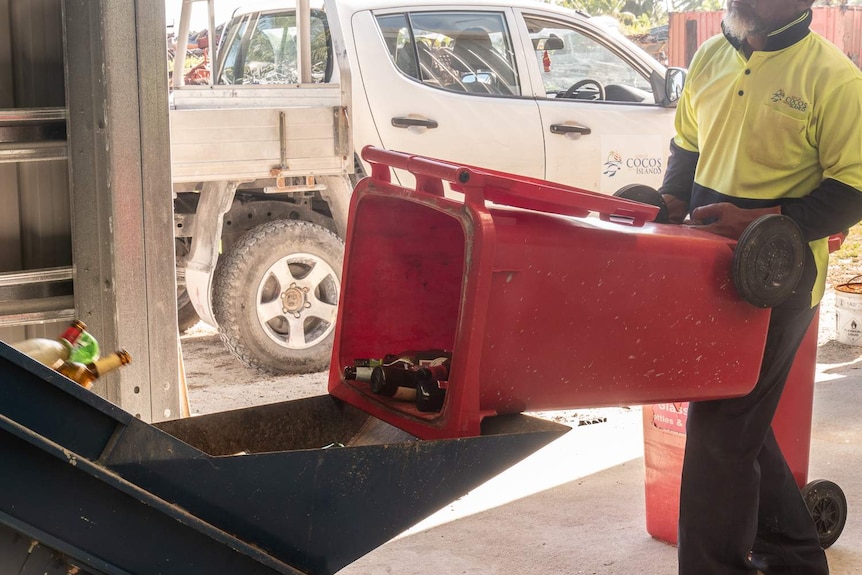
177;285;201;333
175;238;201;333
212;220;344;374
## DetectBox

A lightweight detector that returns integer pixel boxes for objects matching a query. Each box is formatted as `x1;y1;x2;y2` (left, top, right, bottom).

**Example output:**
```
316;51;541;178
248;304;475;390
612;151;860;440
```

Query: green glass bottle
69;330;100;364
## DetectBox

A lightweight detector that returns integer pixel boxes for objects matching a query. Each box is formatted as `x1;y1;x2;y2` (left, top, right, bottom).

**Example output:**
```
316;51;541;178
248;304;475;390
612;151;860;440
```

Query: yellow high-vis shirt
674;12;862;306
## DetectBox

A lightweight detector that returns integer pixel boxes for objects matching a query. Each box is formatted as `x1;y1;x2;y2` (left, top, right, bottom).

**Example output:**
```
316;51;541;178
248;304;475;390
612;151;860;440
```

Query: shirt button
745;69;751;75
738;90;744;96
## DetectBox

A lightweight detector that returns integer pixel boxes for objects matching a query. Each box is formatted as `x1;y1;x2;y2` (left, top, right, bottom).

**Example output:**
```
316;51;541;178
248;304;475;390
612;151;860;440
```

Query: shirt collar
722;9;812;53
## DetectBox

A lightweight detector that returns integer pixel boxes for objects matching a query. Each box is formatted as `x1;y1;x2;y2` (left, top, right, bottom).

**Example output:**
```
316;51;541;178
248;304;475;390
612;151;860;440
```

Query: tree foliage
667;0;721;11
553;0;663;28
550;0;862;31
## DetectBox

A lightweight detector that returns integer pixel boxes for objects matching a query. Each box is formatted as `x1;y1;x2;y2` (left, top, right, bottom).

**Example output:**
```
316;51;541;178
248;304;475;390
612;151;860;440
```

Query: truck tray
0;343;567;575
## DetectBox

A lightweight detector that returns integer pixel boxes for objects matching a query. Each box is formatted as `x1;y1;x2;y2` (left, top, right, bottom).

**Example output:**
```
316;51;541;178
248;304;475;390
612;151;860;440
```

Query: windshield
216;9;332;84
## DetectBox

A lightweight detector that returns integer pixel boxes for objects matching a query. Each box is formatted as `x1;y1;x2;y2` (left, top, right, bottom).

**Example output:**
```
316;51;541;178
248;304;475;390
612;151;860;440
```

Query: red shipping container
667;7;862;69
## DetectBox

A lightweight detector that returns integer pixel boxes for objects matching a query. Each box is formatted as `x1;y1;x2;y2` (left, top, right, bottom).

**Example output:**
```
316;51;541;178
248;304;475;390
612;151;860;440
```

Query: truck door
515;11;677;194
348;8;544;183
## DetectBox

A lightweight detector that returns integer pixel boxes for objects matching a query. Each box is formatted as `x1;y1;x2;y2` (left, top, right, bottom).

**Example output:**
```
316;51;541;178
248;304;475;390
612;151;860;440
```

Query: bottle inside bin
416;361;449;412
349;350;451;411
369;364;421;396
375;357;450;412
344;365;374;382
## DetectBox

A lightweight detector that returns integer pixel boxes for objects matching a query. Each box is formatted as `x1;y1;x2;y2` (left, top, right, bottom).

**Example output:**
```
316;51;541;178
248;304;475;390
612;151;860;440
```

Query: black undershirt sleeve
657;139;698;204
781;178;862;242
654;139;862;241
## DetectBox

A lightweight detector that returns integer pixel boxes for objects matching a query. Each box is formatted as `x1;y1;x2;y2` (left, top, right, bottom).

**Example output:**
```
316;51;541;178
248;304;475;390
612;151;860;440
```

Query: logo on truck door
602;151;623;177
603;150;663;177
600;136;667;193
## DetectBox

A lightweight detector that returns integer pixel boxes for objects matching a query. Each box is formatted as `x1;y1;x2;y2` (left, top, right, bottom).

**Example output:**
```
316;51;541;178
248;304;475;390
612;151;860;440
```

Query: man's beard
723;7;764;42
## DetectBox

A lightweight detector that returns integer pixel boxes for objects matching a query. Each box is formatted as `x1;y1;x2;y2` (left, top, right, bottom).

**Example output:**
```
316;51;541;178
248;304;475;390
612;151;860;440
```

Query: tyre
212;220;344;374
175;238;201;333
801;479;847;549
176;284;201;333
613;184;668;223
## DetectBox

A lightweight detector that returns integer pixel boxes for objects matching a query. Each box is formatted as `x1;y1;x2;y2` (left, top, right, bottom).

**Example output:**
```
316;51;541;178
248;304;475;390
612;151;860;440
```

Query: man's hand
688;203;781;240
661;194;689;224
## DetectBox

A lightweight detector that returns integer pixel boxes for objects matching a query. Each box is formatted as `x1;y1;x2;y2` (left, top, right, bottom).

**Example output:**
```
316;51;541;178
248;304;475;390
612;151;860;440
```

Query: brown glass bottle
56;349;132;389
416;360;450;412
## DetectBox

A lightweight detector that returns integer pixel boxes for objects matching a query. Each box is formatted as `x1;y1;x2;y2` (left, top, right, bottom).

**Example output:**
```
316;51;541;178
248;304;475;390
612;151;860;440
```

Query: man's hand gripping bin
329;147;772;440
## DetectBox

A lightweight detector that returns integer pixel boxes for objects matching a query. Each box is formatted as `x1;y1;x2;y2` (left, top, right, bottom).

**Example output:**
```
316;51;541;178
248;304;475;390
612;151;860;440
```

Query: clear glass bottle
56;349;132;389
344;365;374;382
11;320;87;368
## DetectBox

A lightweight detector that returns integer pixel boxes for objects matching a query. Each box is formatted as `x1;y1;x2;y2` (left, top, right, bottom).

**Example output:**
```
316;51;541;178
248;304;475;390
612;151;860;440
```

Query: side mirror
665;67;686;104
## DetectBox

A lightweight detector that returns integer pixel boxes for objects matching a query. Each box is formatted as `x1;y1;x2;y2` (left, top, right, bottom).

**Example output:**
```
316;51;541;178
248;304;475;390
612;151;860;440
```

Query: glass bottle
56;349;132;390
416;379;446;412
382;349;451;369
344;365;375;382
69;330;100;365
369;365;419;397
11;320;87;368
416;360;449;412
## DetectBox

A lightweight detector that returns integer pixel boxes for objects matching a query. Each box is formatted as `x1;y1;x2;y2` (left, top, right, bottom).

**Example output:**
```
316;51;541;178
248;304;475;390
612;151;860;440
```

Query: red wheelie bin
328;147;801;441
642;237;849;549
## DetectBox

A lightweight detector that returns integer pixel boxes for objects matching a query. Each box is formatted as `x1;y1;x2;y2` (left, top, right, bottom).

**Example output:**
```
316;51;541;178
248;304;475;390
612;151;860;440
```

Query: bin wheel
802;479;847;549
732;214;805;308
613;184;668;223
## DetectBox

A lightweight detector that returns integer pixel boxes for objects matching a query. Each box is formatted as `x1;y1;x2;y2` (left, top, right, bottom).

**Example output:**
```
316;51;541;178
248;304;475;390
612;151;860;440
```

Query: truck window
217;10;332;85
376;11;521;96
524;16;655;104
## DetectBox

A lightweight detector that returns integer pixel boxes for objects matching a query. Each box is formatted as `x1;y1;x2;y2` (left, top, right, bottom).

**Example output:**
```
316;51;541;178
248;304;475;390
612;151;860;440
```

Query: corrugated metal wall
668;7;862;69
0;0;69;341
667;10;723;68
812;7;862;68
840;8;862;69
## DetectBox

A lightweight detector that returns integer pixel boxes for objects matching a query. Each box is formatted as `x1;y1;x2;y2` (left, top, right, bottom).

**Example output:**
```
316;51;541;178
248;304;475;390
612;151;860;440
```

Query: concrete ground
338;359;862;575
181;290;861;574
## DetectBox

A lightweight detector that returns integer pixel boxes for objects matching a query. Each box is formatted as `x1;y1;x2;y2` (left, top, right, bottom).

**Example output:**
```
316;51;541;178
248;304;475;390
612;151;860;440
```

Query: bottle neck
59;321;86;346
90;350;131;377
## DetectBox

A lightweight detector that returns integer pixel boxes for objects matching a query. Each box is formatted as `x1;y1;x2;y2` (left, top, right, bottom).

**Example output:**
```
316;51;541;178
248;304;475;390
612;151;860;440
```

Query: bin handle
361;146;658;227
840;274;862;287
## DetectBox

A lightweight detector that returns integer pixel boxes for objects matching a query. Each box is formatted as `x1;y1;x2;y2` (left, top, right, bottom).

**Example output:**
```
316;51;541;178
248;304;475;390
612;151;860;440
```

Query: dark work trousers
677;303;828;575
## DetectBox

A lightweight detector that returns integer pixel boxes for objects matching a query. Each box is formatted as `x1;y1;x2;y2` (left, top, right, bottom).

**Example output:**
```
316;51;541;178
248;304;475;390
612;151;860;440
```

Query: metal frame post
63;0;180;422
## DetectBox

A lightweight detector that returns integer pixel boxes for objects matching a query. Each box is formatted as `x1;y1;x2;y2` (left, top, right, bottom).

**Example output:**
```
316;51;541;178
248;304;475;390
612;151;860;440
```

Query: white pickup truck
170;0;684;374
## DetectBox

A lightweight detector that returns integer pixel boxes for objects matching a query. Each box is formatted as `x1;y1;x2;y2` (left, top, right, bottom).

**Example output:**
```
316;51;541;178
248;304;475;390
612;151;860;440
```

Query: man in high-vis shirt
658;0;862;573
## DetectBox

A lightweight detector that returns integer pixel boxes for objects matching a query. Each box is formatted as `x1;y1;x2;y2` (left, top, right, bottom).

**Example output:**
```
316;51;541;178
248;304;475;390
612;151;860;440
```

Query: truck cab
170;0;683;375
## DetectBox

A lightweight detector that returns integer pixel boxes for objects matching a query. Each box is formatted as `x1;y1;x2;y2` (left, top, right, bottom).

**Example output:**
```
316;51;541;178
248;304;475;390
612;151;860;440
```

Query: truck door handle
550;123;592;135
391;117;439;129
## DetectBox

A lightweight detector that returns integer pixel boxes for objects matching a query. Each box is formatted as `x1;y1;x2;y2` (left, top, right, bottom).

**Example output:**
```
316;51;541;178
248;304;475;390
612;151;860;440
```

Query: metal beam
63;0;180;422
